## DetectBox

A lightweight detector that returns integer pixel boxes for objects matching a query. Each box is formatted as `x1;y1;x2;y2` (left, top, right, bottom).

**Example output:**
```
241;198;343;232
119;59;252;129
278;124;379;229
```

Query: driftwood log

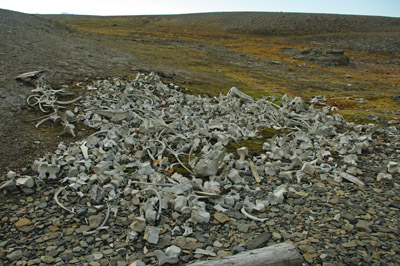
189;242;303;266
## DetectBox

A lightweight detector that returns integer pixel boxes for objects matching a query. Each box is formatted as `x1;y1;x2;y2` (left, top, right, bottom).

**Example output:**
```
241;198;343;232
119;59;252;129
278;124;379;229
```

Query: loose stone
15;217;31;228
41;255;56;264
245;232;271;250
356;220;373;232
214;212;232;224
7;250;22;261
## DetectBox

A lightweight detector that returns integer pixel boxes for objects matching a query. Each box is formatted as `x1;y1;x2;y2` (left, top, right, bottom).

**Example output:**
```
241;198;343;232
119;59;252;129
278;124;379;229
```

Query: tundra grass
51;15;400;121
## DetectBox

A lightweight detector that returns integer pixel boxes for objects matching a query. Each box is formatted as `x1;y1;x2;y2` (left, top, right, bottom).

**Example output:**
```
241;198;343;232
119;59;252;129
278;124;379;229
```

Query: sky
1;0;399;17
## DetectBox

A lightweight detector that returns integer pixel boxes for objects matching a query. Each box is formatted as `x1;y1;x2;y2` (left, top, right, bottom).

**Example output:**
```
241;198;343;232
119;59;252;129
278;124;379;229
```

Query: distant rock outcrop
295;48;350;66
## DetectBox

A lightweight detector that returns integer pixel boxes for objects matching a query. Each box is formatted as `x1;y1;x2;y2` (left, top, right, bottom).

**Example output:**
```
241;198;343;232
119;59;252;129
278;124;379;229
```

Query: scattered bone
340;172;365;187
189;144;226;177
154;245;181;265
13;72;398;264
227;87;253;102
54;186;76;214
377;173;393;181
387;161;400;174
83;204;111;235
240;207;268;222
16;70;44;80
129;217;146;232
15;176;35;188
248;159;261;183
267;184;288;205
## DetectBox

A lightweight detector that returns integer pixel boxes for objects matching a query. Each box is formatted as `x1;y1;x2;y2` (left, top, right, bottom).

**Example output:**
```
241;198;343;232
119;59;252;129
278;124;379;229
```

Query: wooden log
188;242;303;266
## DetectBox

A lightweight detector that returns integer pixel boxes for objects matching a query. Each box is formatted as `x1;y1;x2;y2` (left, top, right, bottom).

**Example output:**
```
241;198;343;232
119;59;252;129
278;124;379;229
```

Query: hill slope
0;8;133;174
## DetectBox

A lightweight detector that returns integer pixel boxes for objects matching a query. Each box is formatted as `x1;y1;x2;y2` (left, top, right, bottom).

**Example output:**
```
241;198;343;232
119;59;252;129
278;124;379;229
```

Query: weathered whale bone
189;144;226;177
9;71;398;265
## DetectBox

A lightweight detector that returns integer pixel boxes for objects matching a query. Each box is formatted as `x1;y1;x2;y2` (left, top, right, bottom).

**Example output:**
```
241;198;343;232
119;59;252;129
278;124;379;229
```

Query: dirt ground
0;8;399;178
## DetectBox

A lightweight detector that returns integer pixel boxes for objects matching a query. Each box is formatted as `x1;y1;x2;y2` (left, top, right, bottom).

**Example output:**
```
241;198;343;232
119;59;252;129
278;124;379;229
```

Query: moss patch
225;127;294;157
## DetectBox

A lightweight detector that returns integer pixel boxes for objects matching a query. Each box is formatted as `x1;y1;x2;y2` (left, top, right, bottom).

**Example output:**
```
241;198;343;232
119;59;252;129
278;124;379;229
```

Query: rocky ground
0;8;399;266
0;8;134;176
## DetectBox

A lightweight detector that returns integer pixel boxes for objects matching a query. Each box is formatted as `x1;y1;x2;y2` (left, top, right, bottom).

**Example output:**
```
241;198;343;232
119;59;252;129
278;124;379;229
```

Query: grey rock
213;241;223;248
79;240;89;248
86;236;95;244
21;187;35;195
298;244;317;253
73;246;82;253
46;246;59;257
193;232;206;242
61;252;73;261
89;185;106;204
7;250;22;261
75;225;91;234
214;212;232;224
272;232;282;240
342;213;355;222
217;250;232;257
143;226;160;244
41;255;55;264
342;241;357;248
18;225;34;233
376;225;391;233
342;223;354;232
293;198;306;205
0;240;9;248
245;232;271;250
102;249;114;256
89;214;104;229
92;252;103;260
171;236;204;250
76;207;88;217
232;245;245;254
129;260;145;266
356;220;372;233
155;235;172;249
236;222;250;233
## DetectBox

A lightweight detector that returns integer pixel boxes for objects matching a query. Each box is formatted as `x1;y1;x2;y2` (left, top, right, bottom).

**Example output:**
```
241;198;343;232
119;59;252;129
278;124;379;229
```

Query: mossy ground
51;16;399;110
225;128;294;157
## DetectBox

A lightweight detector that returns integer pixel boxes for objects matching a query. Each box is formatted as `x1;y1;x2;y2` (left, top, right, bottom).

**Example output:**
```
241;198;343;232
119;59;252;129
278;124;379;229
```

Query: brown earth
0;8;399;178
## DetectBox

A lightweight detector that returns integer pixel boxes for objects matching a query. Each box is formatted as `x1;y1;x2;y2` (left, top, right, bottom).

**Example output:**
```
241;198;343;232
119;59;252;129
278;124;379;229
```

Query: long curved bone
57;96;83;105
167;146;194;175
83;204;111;235
240;207;268;222
54;186;76;214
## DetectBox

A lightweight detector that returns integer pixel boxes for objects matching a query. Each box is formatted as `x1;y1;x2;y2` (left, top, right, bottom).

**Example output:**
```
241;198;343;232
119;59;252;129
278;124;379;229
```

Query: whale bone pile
3;72;400;265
